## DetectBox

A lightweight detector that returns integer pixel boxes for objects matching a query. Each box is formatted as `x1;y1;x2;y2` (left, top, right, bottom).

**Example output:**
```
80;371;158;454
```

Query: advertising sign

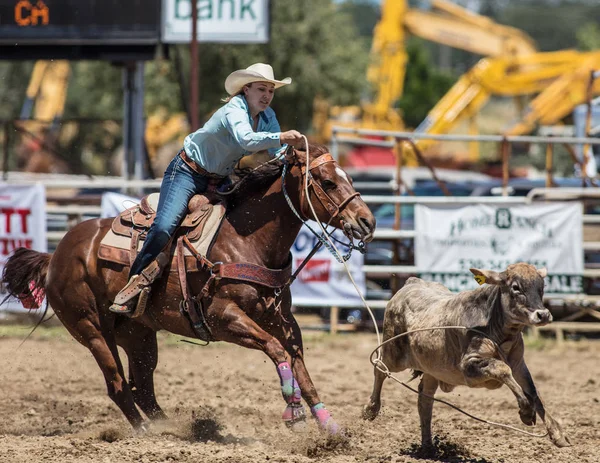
415;203;583;293
162;0;269;43
0;184;47;312
290;223;365;306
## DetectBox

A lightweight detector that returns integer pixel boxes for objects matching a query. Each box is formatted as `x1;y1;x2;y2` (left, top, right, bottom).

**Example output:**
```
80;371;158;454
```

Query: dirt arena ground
1;322;599;463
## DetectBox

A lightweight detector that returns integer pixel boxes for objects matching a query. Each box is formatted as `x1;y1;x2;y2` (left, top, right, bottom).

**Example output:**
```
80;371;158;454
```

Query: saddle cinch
99;193;227;326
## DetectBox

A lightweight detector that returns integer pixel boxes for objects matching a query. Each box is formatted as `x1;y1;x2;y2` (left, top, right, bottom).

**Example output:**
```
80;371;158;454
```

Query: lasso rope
298;135;548;440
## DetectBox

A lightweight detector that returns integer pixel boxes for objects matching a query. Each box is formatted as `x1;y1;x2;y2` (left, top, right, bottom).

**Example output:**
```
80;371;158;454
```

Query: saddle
99;192;226;270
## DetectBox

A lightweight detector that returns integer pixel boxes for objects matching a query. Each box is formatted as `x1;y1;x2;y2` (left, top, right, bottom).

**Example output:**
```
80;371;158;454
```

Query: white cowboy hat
224;63;292;96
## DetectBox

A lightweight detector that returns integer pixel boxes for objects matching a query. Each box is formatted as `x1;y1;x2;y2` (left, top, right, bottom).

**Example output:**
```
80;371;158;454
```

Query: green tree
0;62;32;119
577;22;600;51
397;39;455;128
180;0;369;131
499;1;600;51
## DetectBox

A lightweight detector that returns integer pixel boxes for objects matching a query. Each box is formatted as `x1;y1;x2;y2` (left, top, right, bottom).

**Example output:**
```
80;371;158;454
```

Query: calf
363;263;570;449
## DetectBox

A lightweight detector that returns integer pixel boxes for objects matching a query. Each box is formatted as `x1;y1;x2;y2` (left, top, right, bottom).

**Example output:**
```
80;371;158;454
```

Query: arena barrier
4;130;600;334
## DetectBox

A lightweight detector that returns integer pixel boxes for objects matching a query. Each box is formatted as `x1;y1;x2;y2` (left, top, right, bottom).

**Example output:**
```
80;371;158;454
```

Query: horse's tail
1;247;51;305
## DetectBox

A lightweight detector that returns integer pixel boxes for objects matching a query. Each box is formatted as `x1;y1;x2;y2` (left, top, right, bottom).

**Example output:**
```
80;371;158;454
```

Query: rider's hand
280;130;304;147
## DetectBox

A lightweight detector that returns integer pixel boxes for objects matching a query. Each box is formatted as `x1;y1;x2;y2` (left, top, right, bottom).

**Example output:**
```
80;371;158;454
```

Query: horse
2;144;376;434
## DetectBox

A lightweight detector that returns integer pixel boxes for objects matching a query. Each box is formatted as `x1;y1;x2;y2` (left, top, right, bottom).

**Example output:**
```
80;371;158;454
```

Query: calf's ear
537;267;548;278
470;268;504;285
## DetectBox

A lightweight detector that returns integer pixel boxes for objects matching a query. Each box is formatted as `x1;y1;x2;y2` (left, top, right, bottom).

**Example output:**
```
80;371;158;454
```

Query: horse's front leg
209;299;306;430
282;313;341;434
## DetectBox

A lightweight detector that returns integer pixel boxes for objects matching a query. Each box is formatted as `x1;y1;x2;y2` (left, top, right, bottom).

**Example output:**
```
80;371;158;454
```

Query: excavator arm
319;0;539;142
403;0;536;57
411;50;600;158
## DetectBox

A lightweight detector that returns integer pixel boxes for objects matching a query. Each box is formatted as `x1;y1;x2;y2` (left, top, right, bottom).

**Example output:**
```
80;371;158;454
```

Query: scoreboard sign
162;0;269;44
0;0;161;59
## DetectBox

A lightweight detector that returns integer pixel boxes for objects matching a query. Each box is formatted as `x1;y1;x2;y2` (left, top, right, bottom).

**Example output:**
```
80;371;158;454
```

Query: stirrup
131;287;151;318
109;299;136;315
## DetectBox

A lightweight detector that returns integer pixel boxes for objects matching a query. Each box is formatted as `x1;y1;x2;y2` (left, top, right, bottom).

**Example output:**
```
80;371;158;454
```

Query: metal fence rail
8;124;600;332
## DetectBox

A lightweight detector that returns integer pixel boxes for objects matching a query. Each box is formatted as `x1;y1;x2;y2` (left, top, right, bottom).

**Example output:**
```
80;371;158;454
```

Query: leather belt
179;149;226;180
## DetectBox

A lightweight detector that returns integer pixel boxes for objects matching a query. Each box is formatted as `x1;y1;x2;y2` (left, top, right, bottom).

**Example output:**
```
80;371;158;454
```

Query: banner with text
1;184;47;312
415;203;583;293
100;194;364;306
290;223;365;306
162;0;269;43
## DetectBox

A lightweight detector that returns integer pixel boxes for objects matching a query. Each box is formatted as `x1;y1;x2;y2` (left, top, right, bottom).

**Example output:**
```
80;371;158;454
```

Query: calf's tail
1;247;51;308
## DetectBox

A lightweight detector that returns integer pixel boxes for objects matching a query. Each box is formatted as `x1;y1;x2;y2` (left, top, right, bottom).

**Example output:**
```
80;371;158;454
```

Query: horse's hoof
283;403;307;432
311;403;342;435
286;417;308;433
323;417;342;435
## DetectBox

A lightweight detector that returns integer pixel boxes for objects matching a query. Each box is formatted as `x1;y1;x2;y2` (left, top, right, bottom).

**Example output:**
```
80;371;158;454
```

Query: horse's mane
218;143;330;207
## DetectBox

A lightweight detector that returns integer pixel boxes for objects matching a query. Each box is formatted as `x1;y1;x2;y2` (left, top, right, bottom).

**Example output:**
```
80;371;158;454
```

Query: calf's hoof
362;403;380;421
519;406;536;426
133;422;150;436
550;431;572;448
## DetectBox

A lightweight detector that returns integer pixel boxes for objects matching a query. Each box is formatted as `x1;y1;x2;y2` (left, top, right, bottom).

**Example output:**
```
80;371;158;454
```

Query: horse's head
286;144;376;243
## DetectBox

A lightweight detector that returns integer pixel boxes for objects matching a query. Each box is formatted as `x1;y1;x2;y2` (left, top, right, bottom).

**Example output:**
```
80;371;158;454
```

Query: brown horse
2;144;375;434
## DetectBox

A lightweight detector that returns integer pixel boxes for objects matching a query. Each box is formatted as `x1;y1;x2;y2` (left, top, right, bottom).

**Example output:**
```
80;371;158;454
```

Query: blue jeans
129;154;210;277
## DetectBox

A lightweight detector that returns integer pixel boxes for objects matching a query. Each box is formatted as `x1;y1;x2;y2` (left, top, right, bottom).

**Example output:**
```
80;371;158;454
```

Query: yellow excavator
315;0;538;142
317;0;600;164
20;61;189;173
414;50;600;162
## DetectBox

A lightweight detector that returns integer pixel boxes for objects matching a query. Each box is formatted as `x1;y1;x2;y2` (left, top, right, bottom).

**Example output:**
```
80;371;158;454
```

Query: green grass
0;323;71;341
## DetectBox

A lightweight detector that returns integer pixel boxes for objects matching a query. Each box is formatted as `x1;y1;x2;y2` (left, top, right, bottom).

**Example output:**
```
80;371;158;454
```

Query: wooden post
501;138;511;196
469;115;478;162
330;306;339;335
545;143;554;187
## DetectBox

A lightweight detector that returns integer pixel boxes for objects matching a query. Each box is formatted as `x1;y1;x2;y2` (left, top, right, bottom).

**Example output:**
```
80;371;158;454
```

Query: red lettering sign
297;259;331;283
1;207;31;234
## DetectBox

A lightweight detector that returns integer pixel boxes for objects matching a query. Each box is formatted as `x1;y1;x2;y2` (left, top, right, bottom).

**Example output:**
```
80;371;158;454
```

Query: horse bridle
294;151;361;225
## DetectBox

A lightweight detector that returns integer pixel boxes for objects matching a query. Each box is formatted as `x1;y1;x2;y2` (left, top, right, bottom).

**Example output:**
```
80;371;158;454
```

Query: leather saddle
98;192;226;272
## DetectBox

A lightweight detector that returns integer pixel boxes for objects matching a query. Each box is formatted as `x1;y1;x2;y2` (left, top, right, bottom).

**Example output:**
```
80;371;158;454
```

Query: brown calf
363;263;570;449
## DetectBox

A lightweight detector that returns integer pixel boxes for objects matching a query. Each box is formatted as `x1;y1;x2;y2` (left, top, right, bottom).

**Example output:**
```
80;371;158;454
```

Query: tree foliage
499;0;600;51
180;0;369;131
397;39;455;128
577;22;600;51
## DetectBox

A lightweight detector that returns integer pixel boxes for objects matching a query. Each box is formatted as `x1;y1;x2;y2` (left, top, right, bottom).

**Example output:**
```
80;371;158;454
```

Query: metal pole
582;69;596;184
133;62;145;188
122;64;133;186
2;122;9;180
392;141;404;294
190;0;199;130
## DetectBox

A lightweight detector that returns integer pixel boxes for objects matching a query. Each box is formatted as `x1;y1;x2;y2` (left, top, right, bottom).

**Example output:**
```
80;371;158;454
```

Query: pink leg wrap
277;362;306;427
277;362;301;404
311;403;341;434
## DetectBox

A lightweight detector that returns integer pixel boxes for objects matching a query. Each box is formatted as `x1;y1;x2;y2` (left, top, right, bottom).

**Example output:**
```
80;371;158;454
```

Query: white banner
100;194;364;305
100;192;141;219
0;184;47;312
290;223;365;306
415;203;583;293
162;0;269;43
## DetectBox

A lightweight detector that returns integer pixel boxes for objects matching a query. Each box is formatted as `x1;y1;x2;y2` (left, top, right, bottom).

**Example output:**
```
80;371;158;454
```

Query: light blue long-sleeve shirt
183;95;285;176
